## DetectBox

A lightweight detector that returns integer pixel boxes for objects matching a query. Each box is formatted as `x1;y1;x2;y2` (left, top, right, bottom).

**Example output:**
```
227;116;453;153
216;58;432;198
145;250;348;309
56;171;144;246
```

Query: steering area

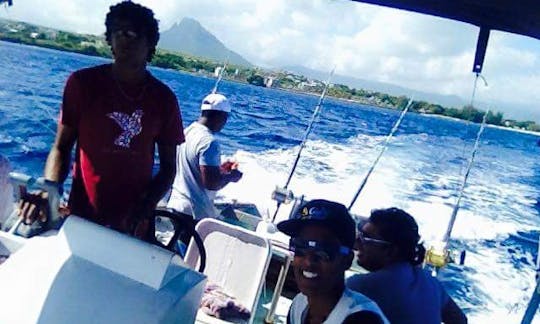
152;207;206;273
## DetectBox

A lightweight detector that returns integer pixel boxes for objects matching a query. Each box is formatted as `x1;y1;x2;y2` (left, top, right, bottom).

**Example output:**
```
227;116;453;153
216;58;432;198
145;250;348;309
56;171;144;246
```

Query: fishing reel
271;186;295;205
423;243;466;276
270;186;306;224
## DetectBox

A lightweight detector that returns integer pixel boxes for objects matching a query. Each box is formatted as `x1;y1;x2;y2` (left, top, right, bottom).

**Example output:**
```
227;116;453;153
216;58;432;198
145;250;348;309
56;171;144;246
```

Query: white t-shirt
168;122;220;219
288;288;389;324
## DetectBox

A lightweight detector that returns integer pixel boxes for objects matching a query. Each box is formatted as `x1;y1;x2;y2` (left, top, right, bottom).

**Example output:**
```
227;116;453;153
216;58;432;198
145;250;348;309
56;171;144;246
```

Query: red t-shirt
61;64;184;230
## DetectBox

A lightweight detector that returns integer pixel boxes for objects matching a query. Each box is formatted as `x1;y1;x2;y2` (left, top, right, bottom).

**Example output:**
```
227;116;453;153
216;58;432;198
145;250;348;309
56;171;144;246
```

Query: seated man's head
278;199;355;298
105;1;159;64
200;93;231;132
356;207;425;271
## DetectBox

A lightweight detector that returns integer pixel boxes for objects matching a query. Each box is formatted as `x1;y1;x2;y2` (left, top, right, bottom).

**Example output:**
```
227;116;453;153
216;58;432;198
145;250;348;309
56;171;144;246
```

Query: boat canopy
351;0;540;41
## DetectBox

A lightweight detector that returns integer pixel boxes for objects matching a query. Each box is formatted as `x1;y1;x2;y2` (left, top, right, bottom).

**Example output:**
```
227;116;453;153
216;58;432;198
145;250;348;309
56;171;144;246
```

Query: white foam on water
218;137;397;220
463;247;539;322
222;140;535;233
218;136;540;321
407;200;526;243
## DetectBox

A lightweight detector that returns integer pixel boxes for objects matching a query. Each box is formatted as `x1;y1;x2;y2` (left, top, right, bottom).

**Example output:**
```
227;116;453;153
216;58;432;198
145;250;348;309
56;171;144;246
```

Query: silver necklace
112;69;149;102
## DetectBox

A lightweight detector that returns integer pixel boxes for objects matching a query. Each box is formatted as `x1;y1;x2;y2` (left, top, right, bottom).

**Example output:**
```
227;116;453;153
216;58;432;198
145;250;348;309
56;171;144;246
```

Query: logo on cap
300;206;328;220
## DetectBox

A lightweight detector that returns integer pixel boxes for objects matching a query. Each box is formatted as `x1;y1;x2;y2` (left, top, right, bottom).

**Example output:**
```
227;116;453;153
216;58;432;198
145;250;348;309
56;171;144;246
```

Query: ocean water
1;40;540;322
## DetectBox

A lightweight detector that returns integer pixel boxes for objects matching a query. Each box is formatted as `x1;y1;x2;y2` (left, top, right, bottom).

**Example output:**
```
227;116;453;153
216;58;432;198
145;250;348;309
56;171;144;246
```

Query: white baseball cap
200;93;232;113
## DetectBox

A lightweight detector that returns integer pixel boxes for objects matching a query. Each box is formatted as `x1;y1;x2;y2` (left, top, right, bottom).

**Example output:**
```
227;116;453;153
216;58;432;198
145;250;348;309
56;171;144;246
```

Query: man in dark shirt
18;1;183;239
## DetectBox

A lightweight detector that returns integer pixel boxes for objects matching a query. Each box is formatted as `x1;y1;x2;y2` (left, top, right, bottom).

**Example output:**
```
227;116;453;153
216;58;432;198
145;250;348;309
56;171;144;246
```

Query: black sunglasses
289;237;350;262
356;230;392;246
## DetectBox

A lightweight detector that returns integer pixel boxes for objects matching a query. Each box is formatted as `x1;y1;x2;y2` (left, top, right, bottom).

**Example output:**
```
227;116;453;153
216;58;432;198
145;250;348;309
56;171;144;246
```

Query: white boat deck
0;200;367;323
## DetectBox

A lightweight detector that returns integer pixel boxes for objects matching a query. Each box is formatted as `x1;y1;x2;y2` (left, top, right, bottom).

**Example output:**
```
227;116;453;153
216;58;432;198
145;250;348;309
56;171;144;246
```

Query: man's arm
200;165;242;191
130;143;177;238
140;143;177;206
442;297;467;324
19;124;77;224
44;124;77;183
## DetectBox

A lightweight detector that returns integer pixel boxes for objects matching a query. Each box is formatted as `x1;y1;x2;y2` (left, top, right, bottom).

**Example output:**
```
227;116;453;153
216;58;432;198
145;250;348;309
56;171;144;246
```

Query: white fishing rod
271;68;335;222
424;106;489;276
423;74;489;275
443;73;488;247
457;73;488;177
442;108;489;246
347;98;414;210
211;62;227;94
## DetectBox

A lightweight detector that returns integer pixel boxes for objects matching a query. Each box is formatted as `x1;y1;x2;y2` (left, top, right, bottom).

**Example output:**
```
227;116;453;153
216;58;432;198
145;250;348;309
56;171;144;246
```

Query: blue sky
2;0;539;120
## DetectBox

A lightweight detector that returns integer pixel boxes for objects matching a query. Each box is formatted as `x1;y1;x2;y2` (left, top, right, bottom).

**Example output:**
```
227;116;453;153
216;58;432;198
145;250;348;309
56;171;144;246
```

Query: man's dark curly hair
105;1;159;62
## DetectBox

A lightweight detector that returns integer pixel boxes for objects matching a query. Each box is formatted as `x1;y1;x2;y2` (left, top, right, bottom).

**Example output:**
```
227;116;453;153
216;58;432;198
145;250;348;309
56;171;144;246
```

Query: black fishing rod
271;68;335;222
347;98;414;210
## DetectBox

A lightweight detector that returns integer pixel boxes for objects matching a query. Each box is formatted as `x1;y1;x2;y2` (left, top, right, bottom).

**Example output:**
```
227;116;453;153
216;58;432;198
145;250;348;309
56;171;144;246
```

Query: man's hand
202;164;243;191
220;161;242;183
227;169;243;183
127;197;156;241
220;161;239;173
17;187;49;225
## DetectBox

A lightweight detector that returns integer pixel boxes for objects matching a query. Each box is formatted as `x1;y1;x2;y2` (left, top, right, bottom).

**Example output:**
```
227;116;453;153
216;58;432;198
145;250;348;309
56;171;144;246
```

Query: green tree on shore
1;18;538;133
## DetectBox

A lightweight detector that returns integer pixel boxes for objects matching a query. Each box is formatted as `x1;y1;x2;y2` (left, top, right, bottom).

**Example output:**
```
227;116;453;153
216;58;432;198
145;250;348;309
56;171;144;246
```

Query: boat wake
218;136;540;321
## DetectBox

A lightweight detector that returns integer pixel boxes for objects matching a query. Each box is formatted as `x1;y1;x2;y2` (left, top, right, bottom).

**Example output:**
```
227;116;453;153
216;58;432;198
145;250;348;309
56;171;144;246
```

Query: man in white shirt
168;93;242;219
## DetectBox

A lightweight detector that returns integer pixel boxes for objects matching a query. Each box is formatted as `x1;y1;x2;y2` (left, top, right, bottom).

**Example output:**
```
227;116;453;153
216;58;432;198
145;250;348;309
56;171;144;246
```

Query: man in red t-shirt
19;1;184;238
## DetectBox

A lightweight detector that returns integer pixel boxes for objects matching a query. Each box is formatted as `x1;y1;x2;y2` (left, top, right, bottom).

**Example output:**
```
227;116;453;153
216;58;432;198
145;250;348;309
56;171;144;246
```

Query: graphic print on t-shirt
107;109;144;148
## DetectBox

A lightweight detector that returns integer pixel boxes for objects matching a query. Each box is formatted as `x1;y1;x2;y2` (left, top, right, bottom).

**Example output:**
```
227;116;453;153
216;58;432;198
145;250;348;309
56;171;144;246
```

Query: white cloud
1;0;538;116
476;32;540;108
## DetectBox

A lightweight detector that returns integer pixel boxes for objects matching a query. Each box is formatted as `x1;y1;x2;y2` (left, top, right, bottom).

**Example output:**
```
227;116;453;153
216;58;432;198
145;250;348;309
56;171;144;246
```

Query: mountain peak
177;17;202;28
158;17;251;67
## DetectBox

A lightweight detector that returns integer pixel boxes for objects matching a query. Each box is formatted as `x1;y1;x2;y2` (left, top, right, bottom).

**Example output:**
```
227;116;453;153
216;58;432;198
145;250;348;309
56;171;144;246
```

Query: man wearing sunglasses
278;199;388;324
347;208;467;324
17;1;184;240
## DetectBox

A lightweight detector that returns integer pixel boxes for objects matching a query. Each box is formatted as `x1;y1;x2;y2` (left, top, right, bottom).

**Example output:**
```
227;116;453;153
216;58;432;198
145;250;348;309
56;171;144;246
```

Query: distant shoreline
284;87;540;136
486;123;540;137
1;39;538;136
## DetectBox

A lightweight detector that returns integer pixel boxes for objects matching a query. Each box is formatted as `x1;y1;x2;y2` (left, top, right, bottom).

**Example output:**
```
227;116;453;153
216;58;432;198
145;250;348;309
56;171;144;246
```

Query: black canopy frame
351;0;540;73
